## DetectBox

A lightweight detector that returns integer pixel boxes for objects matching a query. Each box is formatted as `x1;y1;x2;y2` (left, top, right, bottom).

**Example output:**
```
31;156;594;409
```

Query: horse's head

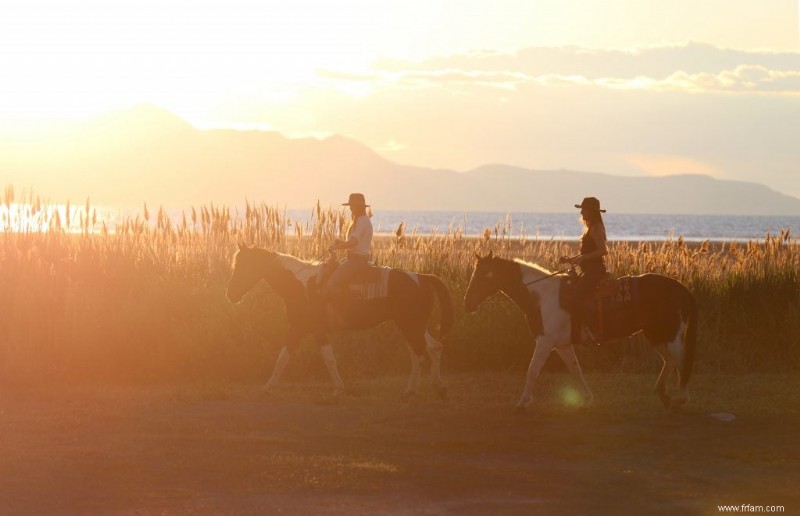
227;243;273;303
464;251;500;313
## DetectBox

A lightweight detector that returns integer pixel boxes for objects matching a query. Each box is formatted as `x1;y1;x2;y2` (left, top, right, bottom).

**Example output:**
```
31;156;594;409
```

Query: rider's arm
330;237;359;251
330;216;367;251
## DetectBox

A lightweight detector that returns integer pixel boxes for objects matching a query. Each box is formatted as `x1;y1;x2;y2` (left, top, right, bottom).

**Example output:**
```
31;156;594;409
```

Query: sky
2;0;800;198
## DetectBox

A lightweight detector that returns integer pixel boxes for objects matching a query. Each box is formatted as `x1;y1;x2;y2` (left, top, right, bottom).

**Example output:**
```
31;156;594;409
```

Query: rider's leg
571;274;588;345
573;270;604;345
326;254;368;299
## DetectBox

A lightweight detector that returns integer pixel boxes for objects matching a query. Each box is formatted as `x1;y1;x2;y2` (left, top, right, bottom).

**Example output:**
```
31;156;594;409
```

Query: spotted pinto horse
464;251;697;411
227;244;454;400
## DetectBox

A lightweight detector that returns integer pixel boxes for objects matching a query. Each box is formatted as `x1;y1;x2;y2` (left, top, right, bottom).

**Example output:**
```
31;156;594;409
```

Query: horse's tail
680;288;698;389
420;274;455;338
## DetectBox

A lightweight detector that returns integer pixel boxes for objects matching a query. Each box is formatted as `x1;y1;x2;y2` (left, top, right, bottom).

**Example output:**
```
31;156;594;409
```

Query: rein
522;268;570;287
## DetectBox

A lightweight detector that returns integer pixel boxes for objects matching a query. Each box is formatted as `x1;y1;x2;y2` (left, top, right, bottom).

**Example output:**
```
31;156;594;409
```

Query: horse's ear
487;250;494;259
473;252;481;261
237;241;246;251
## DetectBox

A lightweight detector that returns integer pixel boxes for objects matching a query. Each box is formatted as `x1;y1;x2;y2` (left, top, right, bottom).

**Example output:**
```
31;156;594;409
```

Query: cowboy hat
574;196;606;213
342;193;370;207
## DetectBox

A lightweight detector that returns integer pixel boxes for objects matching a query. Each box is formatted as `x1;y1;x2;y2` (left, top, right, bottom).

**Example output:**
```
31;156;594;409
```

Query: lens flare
560;386;583;407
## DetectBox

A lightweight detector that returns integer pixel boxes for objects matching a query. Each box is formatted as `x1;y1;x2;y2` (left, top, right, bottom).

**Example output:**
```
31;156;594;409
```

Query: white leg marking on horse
655;344;677;408
667;318;690;406
319;344;345;396
425;331;444;390
555;344;594;406
517;335;555;409
265;346;291;393
403;345;422;399
667;319;686;367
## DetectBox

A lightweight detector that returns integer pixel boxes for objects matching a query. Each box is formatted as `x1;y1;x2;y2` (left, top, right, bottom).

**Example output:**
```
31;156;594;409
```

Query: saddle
315;259;391;301
560;274;640;343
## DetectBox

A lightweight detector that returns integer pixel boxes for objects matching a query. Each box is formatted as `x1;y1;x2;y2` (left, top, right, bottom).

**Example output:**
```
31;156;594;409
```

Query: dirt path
1;376;798;515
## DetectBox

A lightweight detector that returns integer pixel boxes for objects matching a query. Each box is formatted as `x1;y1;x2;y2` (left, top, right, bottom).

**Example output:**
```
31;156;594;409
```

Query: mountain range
2;104;799;216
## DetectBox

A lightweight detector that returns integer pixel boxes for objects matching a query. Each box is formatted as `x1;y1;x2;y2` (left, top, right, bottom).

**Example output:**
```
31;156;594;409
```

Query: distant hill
2;105;799;215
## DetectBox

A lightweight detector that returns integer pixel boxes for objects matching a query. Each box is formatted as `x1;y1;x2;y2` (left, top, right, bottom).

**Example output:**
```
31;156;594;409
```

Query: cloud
624;154;720;177
374;42;800;79
661;65;800;94
236;42;800;199
376;139;407;153
362;43;800;95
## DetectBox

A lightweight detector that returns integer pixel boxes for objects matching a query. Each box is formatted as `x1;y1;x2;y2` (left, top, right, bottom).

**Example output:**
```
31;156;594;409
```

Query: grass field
2;188;799;513
1;187;799;387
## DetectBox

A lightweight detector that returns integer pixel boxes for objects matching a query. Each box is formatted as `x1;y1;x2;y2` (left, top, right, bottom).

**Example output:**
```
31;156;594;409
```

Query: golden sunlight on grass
1;185;798;386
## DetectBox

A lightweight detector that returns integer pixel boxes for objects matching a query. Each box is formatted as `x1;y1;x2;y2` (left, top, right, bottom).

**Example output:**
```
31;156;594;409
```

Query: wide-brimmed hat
342;193;370;207
574;197;606;213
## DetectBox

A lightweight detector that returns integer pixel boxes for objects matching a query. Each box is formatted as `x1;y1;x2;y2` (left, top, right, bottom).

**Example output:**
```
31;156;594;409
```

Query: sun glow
2;0;795;130
0;0;383;128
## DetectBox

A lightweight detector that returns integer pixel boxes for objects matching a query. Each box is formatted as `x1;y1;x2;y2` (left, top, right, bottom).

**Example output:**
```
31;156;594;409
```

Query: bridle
522;268;570;287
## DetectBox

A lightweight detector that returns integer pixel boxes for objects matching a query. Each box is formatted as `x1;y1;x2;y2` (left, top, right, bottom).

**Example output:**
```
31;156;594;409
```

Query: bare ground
1;373;798;515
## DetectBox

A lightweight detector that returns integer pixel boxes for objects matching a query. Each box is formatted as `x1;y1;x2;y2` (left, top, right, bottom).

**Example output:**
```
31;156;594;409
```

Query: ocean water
3;204;799;242
299;210;800;242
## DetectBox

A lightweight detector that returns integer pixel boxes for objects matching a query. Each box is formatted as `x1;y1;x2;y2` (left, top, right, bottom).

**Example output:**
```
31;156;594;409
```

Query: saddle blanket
348;266;391;300
315;265;393;300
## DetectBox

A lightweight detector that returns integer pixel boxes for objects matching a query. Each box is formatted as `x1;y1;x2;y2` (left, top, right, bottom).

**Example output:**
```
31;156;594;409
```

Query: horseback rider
323;192;374;300
559;196;608;345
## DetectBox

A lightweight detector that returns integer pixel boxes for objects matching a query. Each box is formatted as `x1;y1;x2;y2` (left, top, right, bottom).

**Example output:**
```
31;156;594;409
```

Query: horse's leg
516;335;556;411
395;322;427;401
654;343;677;409
554;344;594;407
264;346;291;395
425;331;446;400
264;330;304;395
399;344;423;401
317;336;345;397
665;321;690;407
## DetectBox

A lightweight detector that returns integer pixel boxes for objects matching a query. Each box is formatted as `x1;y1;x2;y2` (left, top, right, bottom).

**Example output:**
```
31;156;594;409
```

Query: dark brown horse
464;252;698;410
227;244;454;399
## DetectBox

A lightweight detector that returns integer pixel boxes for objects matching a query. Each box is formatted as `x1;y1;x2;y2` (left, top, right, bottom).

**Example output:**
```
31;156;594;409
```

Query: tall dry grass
1;186;798;386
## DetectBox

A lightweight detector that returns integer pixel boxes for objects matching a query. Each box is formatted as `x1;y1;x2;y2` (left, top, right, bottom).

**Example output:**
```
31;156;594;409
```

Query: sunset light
2;2;800;513
3;0;799;204
3;0;797;125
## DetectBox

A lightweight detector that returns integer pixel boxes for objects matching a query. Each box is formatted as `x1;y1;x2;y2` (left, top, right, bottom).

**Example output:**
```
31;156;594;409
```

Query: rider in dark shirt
559;197;608;344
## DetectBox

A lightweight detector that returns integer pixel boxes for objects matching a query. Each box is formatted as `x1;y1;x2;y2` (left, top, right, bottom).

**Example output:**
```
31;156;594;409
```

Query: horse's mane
232;246;267;268
513;258;556;276
233;247;315;266
273;251;320;274
233;247;321;281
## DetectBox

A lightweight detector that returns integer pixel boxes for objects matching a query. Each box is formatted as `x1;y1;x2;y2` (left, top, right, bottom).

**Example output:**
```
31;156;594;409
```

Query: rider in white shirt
325;193;373;296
